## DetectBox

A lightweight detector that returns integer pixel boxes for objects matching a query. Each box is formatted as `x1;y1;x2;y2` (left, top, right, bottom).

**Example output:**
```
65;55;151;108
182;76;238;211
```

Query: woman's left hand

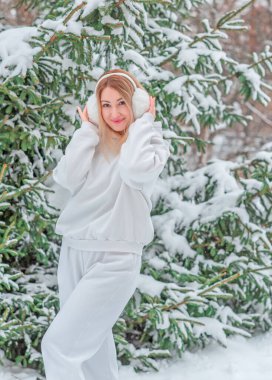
148;96;156;119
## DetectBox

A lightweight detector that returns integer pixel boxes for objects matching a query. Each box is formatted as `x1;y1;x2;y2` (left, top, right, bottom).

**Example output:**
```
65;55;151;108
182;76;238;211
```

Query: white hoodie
52;112;170;255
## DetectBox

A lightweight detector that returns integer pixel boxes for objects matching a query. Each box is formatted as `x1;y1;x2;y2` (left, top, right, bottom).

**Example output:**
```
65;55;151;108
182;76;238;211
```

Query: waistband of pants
62;237;143;256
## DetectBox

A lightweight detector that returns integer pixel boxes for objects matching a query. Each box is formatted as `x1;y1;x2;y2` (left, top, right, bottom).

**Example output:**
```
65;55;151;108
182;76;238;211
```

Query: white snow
234;64;272;105
74;0;107;18
0;27;41;78
1;330;272;379
137;273;166;297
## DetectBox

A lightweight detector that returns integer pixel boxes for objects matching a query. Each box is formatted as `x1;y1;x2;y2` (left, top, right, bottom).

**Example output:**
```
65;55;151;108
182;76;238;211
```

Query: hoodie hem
62;236;144;256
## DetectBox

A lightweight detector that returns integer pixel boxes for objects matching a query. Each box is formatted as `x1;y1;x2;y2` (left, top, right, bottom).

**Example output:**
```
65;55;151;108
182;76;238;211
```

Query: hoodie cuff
81;120;99;135
142;112;155;123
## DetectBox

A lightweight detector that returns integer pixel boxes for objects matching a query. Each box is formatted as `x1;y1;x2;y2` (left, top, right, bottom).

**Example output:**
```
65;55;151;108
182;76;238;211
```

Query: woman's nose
110;106;121;117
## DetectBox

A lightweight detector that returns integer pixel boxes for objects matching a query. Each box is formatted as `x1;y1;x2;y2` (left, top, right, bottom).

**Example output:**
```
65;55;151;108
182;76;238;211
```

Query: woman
41;68;170;380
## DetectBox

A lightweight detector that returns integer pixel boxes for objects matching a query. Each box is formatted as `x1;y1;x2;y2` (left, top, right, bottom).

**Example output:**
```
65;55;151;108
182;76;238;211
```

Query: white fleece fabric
52;112;170;255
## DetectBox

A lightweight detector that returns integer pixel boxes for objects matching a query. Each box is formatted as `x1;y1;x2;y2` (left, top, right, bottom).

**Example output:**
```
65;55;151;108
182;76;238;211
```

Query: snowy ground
1;330;271;380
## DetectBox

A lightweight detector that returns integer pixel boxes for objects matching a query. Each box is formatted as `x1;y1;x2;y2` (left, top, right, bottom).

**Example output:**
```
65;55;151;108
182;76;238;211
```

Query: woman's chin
106;128;121;138
108;124;127;134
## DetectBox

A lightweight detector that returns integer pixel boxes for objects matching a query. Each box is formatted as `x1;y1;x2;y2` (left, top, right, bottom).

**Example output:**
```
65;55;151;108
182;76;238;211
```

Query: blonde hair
95;68;145;162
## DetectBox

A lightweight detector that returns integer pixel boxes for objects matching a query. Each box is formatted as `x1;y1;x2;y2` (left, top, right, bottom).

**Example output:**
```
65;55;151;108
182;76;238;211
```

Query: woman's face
100;87;132;133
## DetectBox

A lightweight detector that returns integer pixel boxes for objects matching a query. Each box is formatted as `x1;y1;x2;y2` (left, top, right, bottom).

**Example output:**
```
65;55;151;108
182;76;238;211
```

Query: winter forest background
0;0;272;379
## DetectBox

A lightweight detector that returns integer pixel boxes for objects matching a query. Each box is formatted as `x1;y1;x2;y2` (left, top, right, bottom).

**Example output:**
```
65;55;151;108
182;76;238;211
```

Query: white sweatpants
41;239;142;380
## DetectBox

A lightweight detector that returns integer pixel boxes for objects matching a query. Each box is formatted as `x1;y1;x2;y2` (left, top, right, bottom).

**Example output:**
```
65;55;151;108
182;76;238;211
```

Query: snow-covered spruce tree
0;27;60;374
0;0;272;375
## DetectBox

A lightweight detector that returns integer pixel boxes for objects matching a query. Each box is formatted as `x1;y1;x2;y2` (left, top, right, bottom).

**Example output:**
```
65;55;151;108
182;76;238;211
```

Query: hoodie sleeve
52;121;100;196
118;112;170;191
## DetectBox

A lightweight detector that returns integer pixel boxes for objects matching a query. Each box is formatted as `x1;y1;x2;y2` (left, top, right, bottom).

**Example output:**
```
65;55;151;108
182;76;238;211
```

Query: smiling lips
112;119;124;123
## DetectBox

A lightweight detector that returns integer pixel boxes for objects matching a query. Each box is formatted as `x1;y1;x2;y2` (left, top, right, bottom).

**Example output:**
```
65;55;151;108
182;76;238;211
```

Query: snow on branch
0;27;41;79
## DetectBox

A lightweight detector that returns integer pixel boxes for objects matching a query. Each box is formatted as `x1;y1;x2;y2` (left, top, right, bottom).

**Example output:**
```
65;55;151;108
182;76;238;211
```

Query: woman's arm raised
52;106;99;196
118;111;170;191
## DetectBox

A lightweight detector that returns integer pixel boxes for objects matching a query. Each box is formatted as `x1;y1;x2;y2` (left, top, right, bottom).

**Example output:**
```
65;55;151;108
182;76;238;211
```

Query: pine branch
33;0;133;63
133;272;241;325
132;260;272;326
134;0;172;4
244;102;272;127
34;1;88;62
215;54;272;86
0;171;52;203
0;163;8;183
216;0;256;29
248;54;272;70
159;0;256;67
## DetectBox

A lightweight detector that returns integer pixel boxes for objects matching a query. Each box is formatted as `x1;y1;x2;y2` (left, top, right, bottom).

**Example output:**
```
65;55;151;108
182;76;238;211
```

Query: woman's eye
102;101;125;108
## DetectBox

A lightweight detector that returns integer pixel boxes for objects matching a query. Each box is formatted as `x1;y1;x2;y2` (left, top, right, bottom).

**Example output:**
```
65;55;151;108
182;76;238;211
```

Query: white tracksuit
41;112;170;379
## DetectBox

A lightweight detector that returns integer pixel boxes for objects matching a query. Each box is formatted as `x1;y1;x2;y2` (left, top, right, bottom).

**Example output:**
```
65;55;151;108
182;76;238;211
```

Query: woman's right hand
77;105;90;122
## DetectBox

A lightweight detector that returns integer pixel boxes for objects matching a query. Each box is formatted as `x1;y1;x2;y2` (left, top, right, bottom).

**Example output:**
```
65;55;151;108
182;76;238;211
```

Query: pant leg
41;244;141;380
81;329;119;380
56;239;84;310
54;240;119;380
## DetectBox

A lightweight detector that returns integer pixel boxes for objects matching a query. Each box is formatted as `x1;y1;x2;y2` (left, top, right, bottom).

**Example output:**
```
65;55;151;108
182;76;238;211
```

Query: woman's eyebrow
101;98;123;103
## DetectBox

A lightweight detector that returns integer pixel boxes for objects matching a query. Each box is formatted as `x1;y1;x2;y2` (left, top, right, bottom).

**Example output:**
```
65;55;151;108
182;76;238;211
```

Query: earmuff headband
95;72;137;93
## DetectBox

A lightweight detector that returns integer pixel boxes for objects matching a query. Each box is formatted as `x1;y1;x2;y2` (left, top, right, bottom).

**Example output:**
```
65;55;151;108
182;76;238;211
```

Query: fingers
150;96;156;109
83;105;89;118
149;96;156;118
77;107;86;122
77;105;92;123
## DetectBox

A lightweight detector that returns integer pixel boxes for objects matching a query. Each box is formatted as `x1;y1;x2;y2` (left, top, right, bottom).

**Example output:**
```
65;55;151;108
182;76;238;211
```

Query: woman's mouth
112;119;124;123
